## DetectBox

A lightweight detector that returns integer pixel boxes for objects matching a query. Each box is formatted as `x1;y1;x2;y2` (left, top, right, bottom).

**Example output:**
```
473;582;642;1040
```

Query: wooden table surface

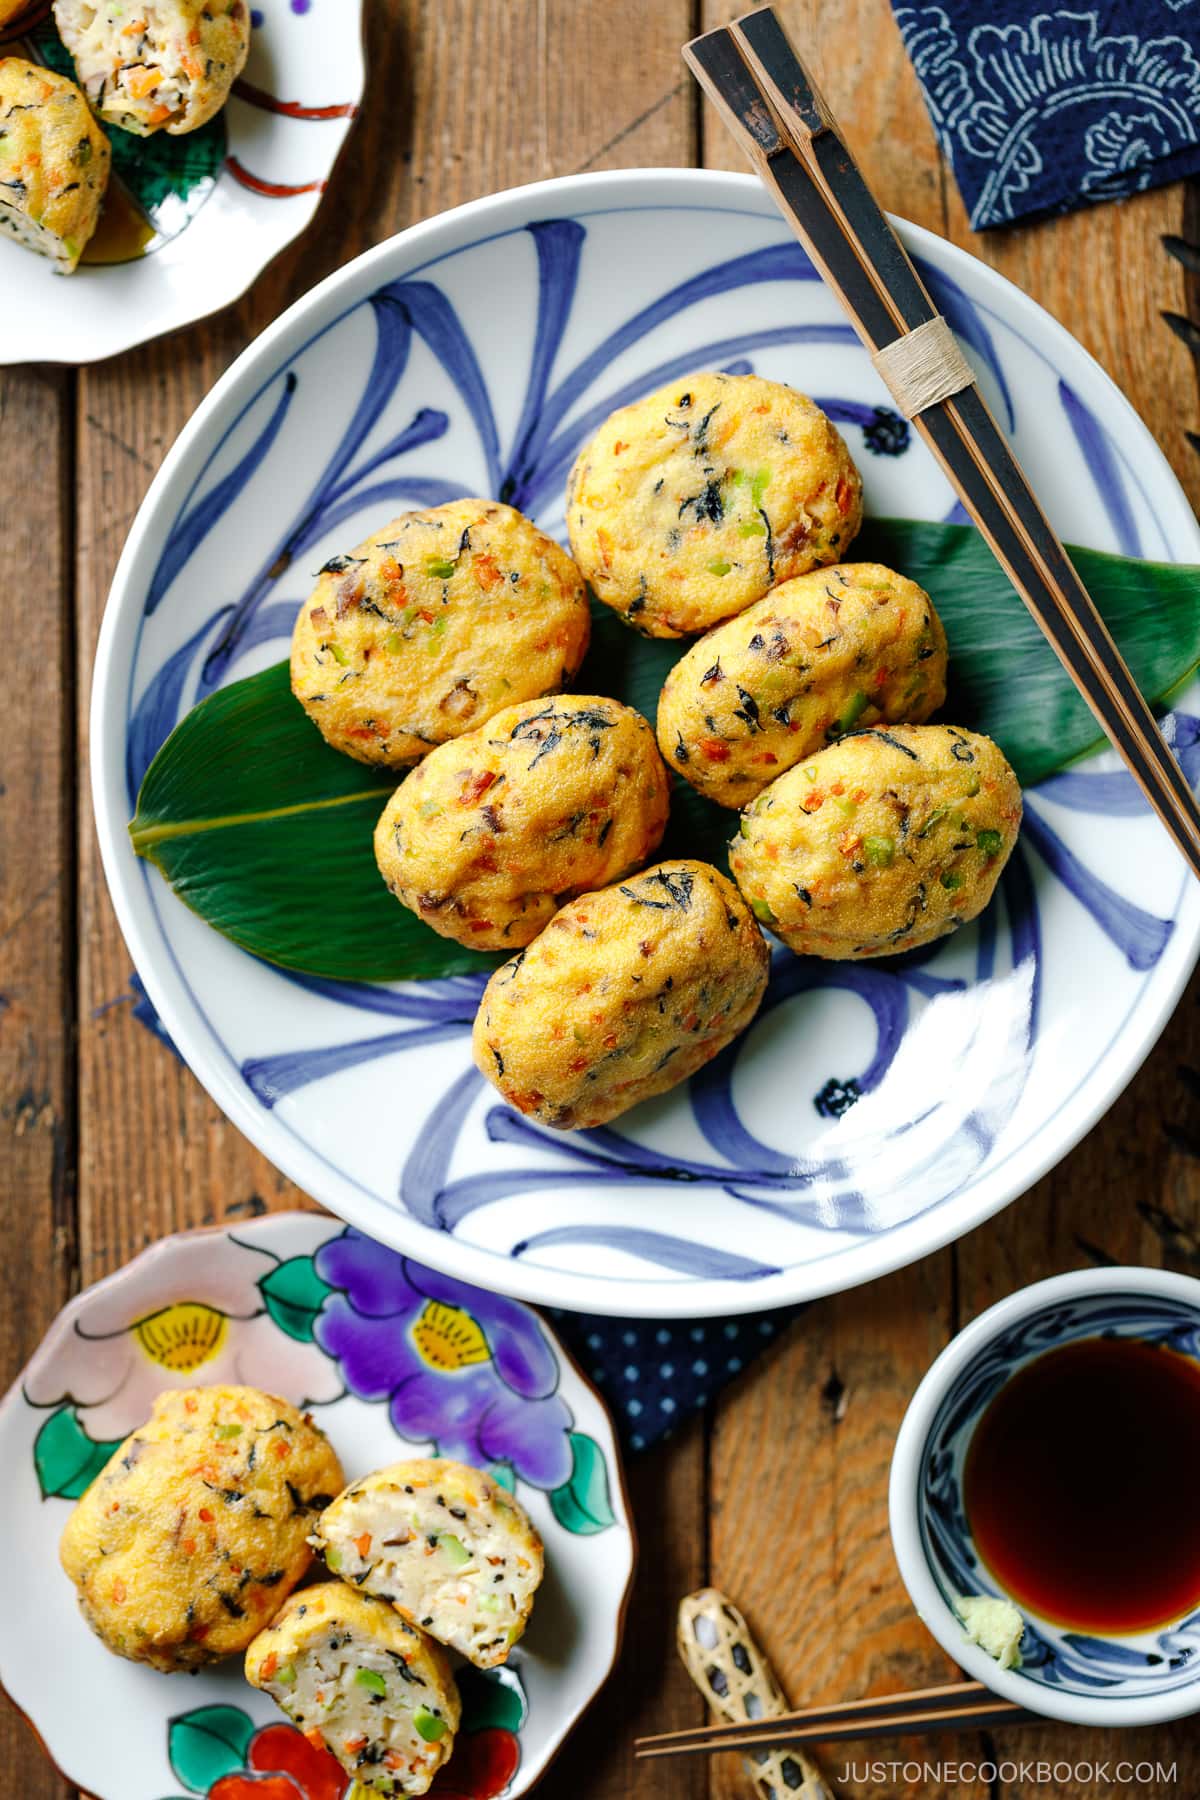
4;3;1200;1796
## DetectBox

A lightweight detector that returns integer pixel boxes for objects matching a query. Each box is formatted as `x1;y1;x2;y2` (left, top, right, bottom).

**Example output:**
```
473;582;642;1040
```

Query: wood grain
0;365;74;1798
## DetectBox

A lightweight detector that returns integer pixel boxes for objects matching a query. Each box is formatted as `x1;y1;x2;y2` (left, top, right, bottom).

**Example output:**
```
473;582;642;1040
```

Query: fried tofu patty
566;371;863;638
314;1459;544;1670
0;58;110;271
53;0;250;136
292;501;592;767
59;1385;344;1671
657;563;948;808
374;695;671;950
729;724;1022;959
246;1582;460;1796
473;859;770;1129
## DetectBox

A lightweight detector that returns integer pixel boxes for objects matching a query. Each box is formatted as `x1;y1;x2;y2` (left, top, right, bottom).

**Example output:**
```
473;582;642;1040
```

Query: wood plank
71;5;703;1799
0;364;74;1797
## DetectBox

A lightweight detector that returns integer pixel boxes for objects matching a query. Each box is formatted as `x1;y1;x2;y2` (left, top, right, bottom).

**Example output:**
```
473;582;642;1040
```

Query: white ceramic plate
0;1;364;365
0;1212;633;1799
91;168;1200;1319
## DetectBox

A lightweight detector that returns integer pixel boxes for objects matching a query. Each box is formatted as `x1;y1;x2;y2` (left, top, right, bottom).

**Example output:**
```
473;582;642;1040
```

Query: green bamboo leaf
33;1405;123;1501
129;660;501;981
259;1255;333;1342
129;525;1200;983
167;1705;254;1792
855;520;1200;788
548;1431;616;1536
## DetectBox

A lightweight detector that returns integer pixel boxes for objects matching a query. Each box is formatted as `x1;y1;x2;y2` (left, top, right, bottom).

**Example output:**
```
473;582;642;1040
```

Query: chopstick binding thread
872;317;975;417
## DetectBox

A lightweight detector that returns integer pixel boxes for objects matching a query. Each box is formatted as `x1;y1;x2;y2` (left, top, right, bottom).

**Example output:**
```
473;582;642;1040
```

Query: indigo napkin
892;4;1200;229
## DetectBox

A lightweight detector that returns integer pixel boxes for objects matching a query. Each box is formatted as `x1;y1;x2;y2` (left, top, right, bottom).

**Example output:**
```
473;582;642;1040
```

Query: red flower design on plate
207;1722;520;1800
429;1727;521;1799
210;1724;347;1800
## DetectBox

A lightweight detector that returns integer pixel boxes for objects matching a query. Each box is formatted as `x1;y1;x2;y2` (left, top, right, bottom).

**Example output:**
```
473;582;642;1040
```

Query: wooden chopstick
635;1677;1036;1760
684;7;1200;882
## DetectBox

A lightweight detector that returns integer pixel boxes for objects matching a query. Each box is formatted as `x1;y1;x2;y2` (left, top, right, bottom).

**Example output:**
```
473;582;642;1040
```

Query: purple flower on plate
314;1229;574;1490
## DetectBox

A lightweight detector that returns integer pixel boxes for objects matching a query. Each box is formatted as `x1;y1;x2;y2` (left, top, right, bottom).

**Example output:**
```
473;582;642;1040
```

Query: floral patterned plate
91;168;1200;1318
0;1;364;365
0;1212;634;1800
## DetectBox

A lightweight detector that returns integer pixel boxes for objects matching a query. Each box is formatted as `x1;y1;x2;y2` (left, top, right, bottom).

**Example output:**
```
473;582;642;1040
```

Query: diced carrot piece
355;1533;372;1558
126;65;164;99
261;1652;279;1682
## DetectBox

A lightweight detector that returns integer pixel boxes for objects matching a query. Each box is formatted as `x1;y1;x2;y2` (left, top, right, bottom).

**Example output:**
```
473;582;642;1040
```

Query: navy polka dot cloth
549;1306;804;1452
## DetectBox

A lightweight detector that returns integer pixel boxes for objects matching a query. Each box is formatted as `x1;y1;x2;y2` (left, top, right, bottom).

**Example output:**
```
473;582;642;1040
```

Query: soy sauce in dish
963;1335;1200;1634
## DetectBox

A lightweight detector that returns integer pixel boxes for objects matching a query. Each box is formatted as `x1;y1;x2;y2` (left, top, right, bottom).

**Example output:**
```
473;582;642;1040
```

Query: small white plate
1;1;364;365
90;167;1200;1318
0;1212;634;1800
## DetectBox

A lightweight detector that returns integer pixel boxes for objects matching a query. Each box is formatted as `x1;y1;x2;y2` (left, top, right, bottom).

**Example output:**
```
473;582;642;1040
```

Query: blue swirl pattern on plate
122;206;1190;1289
920;1292;1200;1698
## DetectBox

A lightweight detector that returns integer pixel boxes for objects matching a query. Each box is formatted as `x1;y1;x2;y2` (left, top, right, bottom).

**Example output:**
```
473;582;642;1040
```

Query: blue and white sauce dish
90;167;1200;1320
890;1268;1200;1728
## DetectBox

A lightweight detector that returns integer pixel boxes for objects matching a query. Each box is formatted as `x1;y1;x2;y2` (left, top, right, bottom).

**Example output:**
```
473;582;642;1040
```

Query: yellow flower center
412;1300;490;1372
133;1302;228;1372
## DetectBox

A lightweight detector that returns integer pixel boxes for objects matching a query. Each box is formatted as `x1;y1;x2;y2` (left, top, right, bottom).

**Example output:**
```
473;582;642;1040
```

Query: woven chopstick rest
871;315;973;418
677;1589;834;1800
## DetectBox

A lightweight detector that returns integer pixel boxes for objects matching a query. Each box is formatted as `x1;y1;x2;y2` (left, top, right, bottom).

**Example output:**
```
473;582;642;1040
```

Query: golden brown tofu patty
53;0;250;136
374;695;671;949
292;501;592;767
246;1583;460;1796
0;58;110;271
657;563;948;808
473;859;770;1129
315;1458;544;1668
566;371;863;638
59;1385;344;1671
729;724;1022;959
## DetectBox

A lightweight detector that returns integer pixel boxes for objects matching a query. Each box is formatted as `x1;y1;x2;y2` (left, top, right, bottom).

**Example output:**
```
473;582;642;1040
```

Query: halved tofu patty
246;1582;460;1797
53;0;251;136
59;1385;345;1671
313;1459;544;1670
0;57;110;271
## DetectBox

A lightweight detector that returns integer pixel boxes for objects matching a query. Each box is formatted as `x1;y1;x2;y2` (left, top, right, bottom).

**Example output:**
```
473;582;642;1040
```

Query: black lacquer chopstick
685;7;1200;881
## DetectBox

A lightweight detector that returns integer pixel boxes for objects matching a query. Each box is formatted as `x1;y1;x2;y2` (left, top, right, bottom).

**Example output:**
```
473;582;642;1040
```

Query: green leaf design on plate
33;1405;123;1500
456;1665;528;1735
486;1461;516;1493
129;525;1200;982
31;21;225;241
548;1431;616;1536
168;1705;255;1793
259;1254;334;1342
